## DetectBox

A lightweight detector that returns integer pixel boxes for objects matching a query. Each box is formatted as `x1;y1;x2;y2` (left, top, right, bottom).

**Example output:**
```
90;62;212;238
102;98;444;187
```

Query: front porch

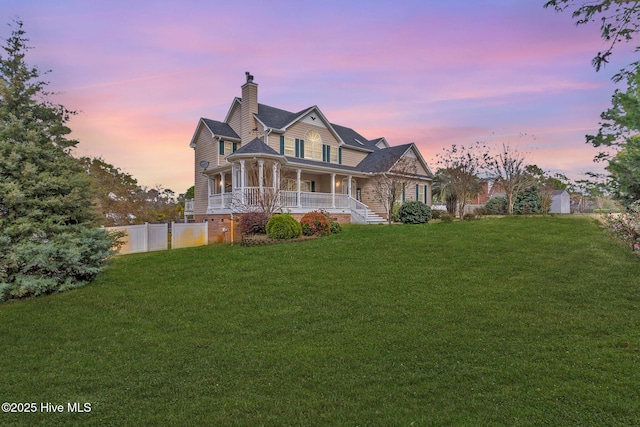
206;187;378;224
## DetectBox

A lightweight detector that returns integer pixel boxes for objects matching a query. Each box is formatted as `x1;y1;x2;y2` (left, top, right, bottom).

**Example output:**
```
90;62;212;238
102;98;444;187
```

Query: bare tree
488;144;534;215
232;159;290;216
368;156;418;225
436;142;491;219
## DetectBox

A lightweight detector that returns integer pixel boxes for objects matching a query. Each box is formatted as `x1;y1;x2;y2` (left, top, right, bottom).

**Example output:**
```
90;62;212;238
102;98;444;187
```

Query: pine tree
0;20;116;301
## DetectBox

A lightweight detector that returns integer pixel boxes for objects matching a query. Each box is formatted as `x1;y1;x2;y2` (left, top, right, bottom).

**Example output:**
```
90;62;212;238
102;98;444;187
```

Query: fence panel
148;223;169;251
106;223;168;255
171;222;208;249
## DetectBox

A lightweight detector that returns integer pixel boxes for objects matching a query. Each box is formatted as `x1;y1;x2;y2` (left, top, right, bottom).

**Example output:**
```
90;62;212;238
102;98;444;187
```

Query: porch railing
208;188;354;211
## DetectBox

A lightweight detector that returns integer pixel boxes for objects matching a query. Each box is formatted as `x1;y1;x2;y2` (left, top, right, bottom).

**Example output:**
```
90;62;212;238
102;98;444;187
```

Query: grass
1;216;639;426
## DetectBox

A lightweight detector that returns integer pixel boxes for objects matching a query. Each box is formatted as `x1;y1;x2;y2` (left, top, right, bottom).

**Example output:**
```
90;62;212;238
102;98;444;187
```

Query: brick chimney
241;72;258;144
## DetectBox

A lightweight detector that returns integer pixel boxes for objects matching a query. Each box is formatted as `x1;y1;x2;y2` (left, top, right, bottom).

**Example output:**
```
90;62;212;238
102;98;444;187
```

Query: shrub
300;211;331;236
266;214;302;239
431;209;446;220
398;201;432;224
391;203;402;223
329;219;342;234
463;213;476;221
440;213;454;223
604;200;640;254
239;211;270;235
485;196;507;215
474;206;486;217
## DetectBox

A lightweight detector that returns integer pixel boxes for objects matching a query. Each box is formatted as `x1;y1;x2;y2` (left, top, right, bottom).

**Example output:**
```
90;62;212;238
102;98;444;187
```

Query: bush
398;201;432;224
300;211;331;236
474;207;486;217
485;196;507;215
266;214;302;239
431;209;446;220
391;203;402;223
329;219;342;234
440;213;454;223
463;213;476;221
239;211;270;235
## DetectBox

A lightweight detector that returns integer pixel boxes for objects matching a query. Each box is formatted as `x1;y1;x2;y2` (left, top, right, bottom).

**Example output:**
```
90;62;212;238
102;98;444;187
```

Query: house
550;189;571;214
189;72;433;242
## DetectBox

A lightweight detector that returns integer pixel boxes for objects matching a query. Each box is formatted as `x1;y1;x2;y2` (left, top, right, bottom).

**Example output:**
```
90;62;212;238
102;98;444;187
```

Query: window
284;137;295;156
416;184;427;203
305;130;322;161
284;179;313;192
219;140;238;155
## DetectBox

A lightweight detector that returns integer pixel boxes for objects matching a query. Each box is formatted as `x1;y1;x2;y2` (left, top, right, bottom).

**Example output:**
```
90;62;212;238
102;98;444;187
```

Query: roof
229;138;280;157
202;118;240;140
356;144;412;172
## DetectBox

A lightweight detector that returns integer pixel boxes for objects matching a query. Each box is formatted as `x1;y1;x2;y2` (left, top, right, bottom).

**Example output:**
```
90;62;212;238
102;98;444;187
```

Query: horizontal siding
340;147;368;167
193;126;217;215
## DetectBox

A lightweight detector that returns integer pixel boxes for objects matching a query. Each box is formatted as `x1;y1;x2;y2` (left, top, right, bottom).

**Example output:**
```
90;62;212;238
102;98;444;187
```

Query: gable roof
189;117;240;148
356;143;433;177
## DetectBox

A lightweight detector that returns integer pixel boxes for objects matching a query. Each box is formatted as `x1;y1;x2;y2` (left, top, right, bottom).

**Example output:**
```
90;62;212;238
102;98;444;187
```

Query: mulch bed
240;234;318;246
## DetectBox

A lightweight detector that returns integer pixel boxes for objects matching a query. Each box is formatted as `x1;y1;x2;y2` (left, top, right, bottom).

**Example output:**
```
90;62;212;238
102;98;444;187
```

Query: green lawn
1;216;639;426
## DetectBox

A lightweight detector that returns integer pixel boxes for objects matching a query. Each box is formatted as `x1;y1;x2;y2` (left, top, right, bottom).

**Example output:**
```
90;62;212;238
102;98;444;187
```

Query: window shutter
300;140;305;158
326;146;331;163
424;185;428;203
280;135;285;155
416;184;419;201
402;184;406;202
295;139;299;157
232;142;238;152
219;140;225;155
338;147;342;164
311;181;315;192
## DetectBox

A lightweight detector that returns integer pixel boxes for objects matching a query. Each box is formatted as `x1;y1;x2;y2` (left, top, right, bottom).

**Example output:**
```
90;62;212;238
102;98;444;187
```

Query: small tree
488;144;534;215
0;21;116;301
436;142;491;219
368;155;418;225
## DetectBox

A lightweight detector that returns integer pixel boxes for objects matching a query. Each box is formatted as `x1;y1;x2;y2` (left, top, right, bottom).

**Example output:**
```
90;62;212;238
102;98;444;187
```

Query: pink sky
2;0;636;193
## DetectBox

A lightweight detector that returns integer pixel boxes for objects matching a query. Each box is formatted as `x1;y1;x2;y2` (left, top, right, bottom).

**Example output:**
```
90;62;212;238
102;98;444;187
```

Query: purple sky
2;0;636;193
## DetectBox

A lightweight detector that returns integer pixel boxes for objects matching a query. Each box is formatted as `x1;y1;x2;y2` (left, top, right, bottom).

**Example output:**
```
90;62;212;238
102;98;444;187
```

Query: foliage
430;208;445;219
603;200;640;253
488;144;534;215
484;196;508;215
329;219;342;234
300;210;331;236
513;187;542;215
397;201;432;224
432;169;458;215
77;156;182;225
546;2;640;207
473;206;486;216
607;132;640;206
266;214;302;239
462;213;476;221
0;21;116;301
239;211;270;235
544;0;640;76
435;142;491;219
439;212;454;223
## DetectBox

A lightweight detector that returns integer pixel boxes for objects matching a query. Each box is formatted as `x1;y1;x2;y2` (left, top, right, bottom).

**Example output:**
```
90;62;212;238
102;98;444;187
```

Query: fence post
143;223;149;252
171;221;175;250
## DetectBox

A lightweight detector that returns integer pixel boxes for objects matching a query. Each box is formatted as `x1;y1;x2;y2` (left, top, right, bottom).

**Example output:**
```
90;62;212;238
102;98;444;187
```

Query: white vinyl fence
106;222;208;255
171;222;208;249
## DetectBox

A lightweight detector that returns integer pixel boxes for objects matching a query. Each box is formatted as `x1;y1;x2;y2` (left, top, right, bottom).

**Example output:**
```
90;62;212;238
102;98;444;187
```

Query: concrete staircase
366;211;387;224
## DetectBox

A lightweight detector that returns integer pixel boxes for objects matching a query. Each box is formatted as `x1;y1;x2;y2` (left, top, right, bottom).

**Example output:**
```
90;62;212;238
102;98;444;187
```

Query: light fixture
199;160;210;170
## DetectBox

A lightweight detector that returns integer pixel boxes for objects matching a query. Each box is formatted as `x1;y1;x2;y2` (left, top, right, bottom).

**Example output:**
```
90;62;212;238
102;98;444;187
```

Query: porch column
331;173;336;208
272;163;278;191
240;160;246;204
296;168;302;208
348;175;352;198
220;172;226;209
258;160;265;200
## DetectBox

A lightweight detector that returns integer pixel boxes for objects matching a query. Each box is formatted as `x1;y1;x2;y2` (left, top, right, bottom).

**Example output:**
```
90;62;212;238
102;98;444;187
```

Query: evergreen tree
0;21;116;301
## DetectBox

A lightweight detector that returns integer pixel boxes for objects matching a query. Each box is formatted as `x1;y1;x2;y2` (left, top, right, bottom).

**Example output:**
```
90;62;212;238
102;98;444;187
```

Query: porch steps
366;212;387;225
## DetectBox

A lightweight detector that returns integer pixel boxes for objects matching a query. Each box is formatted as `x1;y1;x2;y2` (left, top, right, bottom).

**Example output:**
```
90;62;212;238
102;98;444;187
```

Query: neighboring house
550;189;571;214
473;178;505;205
189;72;433;240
